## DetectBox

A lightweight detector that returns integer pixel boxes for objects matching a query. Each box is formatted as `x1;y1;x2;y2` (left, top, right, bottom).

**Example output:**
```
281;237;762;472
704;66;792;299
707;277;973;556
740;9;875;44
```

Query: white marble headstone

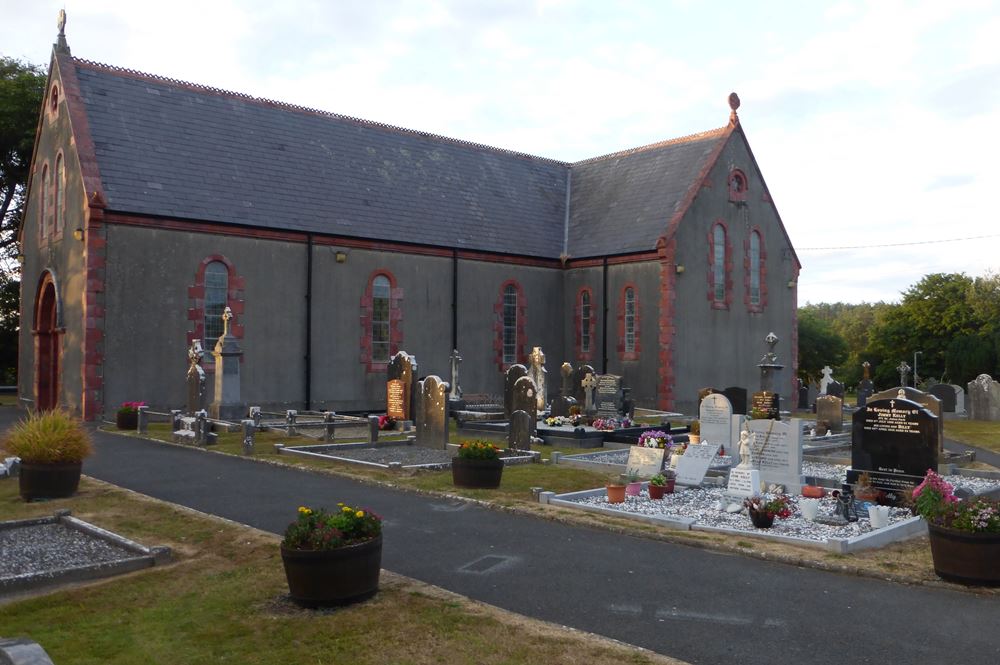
745;418;803;493
727;467;761;498
699;393;733;451
675;443;717;486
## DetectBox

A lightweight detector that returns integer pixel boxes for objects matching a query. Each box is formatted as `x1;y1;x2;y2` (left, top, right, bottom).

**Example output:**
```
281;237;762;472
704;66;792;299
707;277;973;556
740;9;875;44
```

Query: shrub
117;401;146;416
2;410;94;464
456;440;500;460
283;504;382;551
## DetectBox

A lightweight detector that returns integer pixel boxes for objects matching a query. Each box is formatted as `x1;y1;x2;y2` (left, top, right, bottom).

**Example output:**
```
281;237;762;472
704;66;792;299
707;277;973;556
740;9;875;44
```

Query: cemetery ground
97;420;1000;591
0;477;682;665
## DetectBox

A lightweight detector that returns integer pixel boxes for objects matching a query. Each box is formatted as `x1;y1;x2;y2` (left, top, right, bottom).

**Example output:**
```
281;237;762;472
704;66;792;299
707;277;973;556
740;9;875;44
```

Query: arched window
203;261;229;346
503;284;518;365
40;164;49;238
749;231;761;306
371;275;391;363
55;154;65;233
729;169;748;201
624;287;636;353
50;85;59;114
580;290;592;354
713;224;726;303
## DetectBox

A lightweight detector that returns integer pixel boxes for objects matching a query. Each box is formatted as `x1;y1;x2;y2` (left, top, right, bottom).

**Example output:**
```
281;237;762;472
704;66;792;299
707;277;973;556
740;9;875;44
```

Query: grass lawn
0;478;684;665
943;420;1000;453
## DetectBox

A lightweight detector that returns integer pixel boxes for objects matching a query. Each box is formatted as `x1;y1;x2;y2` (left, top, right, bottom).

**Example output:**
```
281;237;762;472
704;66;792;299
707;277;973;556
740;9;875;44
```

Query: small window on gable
40;164;50;238
55;154;65;233
371;275;391;364
503;284;518;365
50;85;59;115
624;287;636;353
728;169;748;202
203;261;229;347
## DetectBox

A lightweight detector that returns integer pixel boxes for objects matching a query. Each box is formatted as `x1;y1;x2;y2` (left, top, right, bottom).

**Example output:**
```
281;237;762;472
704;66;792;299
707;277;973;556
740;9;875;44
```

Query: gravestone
511;375;538;433
849;394;939;499
625;446;666;479
560;362;573;396
751;391;780;420
186;339;206;414
571;364;595;403
698;387;720;405
745;418;803;492
503;364;528;418
726;466;761;499
797;381;809;410
721;386;747;415
826;381;844;399
386;351;414;421
968;374;1000;421
509;409;532;451
408;355;420;421
549;395;575;418
675;443;717;486
871;386;943;452
928;384;956;412
757;332;784;394
415;375;449;449
950;384;966;414
448;349;463;405
819;366;834;394
527;347;548;412
815;395;844;433
699;393;734;452
581;373;598;414
209;307;245;421
857;361;874;408
595;374;623;419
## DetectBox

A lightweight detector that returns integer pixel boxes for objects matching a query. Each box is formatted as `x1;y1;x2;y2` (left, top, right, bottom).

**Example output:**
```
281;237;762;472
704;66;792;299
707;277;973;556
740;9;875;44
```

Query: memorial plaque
751;391;780;420
596;374;622;418
625;446;666;479
815;395;843;433
850;397;938;492
746;418;802;492
386;379;406;420
699;393;733;451
675;443;717;486
727;467;761;498
387;351;414;421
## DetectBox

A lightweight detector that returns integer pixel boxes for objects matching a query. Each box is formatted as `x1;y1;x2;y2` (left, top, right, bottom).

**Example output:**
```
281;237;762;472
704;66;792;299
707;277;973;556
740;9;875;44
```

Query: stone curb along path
94;425;994;596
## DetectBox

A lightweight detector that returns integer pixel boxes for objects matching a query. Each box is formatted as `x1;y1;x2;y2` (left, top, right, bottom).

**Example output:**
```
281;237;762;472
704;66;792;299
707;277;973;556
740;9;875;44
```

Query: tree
946;333;997;387
797;310;847;384
1;56;46;262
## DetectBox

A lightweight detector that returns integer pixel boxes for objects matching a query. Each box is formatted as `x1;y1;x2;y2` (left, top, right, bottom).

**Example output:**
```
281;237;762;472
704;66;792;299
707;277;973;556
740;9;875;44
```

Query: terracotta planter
749;510;775;529
927;523;1000;586
688;434;701;444
19;461;83;501
281;534;382;607
116;410;138;430
625;481;642;497
451;457;503;489
606;484;626;503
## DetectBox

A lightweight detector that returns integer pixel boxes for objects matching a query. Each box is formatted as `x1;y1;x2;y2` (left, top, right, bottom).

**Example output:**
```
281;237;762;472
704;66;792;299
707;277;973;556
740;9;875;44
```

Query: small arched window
728;169;748;201
749;231;761;306
55;154;65;233
40;164;49;237
502;284;518;365
371;275;391;363
203;261;229;346
580;290;592;354
624;287;636;353
50;85;59;114
713;224;726;303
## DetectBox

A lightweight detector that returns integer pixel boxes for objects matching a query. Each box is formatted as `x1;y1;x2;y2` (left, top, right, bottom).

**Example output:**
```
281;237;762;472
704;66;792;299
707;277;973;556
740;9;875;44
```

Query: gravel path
0;523;137;578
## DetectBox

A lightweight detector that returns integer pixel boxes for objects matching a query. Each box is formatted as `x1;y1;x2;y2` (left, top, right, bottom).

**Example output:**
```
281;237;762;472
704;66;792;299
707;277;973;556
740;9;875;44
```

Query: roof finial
55;9;71;55
728;91;740;126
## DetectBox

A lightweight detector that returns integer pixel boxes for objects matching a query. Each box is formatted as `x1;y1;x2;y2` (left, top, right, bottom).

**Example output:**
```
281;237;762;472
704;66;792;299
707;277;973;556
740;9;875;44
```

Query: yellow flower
337;502;344;507
297;506;311;515
356;510;365;518
342;506;352;513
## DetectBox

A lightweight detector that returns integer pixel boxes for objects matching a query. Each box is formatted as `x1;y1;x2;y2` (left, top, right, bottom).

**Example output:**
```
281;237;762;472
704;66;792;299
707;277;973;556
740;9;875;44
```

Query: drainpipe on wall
304;234;313;410
452;249;458;352
602;256;609;374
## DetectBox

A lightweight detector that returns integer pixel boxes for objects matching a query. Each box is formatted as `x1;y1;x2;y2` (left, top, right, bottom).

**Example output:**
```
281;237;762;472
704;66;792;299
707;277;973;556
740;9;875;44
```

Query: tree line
798;272;1000;391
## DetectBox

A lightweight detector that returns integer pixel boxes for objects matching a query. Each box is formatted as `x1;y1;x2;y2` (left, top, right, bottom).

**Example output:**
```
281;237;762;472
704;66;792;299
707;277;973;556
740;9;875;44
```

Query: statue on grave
186;339;206;414
449;349;463;400
737;427;753;468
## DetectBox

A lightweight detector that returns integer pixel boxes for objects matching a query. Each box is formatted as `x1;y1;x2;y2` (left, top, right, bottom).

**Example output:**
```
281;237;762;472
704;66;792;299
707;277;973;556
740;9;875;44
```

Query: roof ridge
71;57;571;167
572;126;730;166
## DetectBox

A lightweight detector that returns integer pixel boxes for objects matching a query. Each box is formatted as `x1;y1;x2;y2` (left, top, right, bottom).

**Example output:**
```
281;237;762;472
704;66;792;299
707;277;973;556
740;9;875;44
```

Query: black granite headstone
595;374;622;418
722;386;748;415
503;364;528;418
751;391;780;420
550;395;576;417
798;383;809;410
826;381;844;399
928;384;957;412
857;379;874;408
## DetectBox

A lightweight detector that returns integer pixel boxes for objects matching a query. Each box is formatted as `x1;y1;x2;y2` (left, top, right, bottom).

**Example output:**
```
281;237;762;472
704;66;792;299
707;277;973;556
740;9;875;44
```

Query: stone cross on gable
582;373;598;412
221;306;233;337
897;361;911;387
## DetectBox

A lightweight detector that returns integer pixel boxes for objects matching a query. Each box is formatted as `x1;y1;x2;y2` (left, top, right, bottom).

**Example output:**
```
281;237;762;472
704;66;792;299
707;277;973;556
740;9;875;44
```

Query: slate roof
71;58;729;260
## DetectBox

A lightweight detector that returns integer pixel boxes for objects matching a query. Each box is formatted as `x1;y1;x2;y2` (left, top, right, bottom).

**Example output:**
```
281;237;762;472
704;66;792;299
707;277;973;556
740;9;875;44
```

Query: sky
3;0;998;305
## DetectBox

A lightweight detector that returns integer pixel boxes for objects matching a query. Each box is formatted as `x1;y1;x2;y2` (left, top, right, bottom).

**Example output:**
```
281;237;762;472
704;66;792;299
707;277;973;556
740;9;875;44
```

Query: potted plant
687;420;700;444
913;469;1000;586
606;474;626;504
649;470;675;499
452;440;504;489
2;410;94;501
624;469;642;497
281;503;383;606
638;429;673;449
116;401;145;430
744;494;792;529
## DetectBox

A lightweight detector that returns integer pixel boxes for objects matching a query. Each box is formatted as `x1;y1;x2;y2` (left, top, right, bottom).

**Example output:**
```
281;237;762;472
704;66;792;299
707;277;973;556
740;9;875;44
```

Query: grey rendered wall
670;132;797;415
604;261;661;407
562;266;603;370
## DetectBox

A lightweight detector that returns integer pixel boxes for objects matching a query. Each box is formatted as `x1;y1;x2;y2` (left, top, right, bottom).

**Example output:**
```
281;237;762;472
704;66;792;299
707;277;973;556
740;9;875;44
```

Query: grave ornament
527;346;548;411
449;349;463;401
210;306;244;421
186;339;206;414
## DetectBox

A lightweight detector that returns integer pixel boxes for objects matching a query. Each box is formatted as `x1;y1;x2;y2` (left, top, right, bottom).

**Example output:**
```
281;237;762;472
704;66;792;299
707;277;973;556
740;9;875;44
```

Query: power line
796;232;1000;251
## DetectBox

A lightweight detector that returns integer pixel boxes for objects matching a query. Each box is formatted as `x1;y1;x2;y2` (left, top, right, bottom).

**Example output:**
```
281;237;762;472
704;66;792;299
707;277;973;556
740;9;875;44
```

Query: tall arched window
503;284;518;365
580;290;592;354
749;231;761;306
624;287;636;353
55;154;65;233
371;274;391;363
203;261;229;346
712;224;727;304
40;164;49;238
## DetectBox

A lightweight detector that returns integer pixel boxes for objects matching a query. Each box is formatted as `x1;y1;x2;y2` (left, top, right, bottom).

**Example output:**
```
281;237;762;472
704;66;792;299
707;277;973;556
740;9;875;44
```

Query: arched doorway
34;274;60;411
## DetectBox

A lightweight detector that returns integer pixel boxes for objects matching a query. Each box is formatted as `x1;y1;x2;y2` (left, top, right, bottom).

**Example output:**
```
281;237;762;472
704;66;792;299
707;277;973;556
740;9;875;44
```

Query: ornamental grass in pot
913;469;1000;586
452;440;504;489
281;503;383;607
2;410;93;501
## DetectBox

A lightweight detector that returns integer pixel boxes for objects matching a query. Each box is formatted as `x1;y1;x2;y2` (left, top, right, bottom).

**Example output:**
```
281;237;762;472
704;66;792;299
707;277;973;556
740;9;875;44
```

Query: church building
18;23;800;421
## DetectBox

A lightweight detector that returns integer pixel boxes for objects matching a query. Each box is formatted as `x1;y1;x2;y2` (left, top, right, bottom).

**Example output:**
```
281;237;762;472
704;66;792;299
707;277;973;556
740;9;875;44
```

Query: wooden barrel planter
116;411;138;430
281;535;383;607
927;524;1000;586
19;462;83;501
451;457;504;489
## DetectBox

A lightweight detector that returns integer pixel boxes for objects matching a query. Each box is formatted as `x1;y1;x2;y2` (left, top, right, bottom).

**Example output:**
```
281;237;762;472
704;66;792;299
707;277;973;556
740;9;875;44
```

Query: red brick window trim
187;255;245;370
744;227;768;312
728;168;748;202
617;283;641;361
494;280;527;371
574;286;595;361
708;221;732;310
360;270;403;373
